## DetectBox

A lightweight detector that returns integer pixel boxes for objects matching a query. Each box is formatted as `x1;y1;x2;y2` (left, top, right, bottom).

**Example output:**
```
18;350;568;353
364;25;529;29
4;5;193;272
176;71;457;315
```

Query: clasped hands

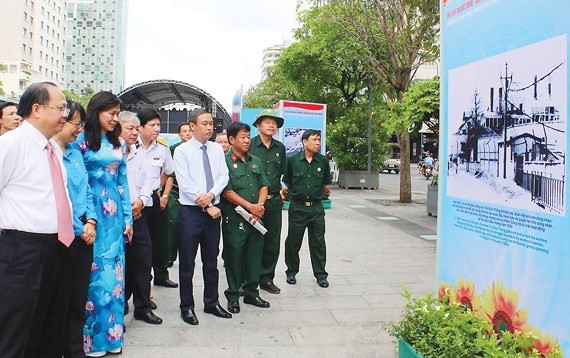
246;203;265;225
197;192;221;220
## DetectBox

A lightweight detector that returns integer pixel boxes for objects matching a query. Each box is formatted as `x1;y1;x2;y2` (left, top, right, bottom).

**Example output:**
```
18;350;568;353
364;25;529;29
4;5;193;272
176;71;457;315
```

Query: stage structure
117;79;232;135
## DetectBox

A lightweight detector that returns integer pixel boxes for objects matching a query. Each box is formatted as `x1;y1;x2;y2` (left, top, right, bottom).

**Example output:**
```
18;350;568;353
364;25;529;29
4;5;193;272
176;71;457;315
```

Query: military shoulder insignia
156;137;169;146
231;153;238;162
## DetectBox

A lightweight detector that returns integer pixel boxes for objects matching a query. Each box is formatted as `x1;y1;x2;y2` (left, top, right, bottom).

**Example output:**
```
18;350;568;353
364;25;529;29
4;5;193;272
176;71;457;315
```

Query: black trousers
64;237;93;358
0;230;70;358
144;192;170;282
125;212;153;312
178;205;221;311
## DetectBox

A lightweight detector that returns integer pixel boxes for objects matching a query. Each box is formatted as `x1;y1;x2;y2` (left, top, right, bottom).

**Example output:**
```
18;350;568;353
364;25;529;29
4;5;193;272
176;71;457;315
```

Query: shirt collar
228;149;252;163
189;136;208;150
300;149;320;163
252;135;274;149
21;120;50;151
137;136;156;150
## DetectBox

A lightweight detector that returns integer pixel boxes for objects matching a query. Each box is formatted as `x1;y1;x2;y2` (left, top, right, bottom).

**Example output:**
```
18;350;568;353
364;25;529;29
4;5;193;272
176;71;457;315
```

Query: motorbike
423;164;433;179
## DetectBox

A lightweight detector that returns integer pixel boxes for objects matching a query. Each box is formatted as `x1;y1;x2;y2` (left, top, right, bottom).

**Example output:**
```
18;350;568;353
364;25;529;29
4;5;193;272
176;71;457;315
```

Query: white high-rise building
260;40;292;81
65;0;128;94
0;0;67;101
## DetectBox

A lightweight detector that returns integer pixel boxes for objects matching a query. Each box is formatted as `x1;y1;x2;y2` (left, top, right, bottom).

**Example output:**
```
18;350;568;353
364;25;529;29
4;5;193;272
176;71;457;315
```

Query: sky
124;0;300;112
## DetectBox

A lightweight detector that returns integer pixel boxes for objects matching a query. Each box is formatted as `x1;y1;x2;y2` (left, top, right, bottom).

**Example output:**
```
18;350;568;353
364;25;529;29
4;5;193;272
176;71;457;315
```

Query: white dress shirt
126;144;153;206
0;120;70;233
136;137;175;194
173;137;229;206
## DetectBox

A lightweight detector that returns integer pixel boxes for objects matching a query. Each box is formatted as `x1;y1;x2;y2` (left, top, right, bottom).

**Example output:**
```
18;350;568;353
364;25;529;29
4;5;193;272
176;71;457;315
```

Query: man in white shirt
136;108;177;288
0;82;73;357
120;111;163;325
173;108;232;325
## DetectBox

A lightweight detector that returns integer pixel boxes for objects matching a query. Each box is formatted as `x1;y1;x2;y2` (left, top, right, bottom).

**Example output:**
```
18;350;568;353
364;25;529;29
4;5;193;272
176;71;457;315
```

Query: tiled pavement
122;186;437;358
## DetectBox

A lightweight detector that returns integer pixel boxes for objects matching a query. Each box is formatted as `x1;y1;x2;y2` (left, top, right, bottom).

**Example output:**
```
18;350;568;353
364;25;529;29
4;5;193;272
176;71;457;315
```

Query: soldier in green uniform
250;109;286;294
162;123;193;268
221;122;271;314
284;129;332;288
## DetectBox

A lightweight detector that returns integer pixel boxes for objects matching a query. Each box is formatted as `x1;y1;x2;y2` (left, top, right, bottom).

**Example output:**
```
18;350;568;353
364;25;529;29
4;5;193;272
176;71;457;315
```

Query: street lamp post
367;76;373;191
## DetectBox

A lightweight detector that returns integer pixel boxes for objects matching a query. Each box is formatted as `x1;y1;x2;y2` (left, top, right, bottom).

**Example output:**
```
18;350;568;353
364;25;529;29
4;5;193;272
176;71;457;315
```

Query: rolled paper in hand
235;205;268;235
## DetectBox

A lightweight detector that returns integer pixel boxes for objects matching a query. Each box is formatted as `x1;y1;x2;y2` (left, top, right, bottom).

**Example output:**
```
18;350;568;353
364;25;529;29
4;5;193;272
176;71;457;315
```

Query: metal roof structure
117;79;231;124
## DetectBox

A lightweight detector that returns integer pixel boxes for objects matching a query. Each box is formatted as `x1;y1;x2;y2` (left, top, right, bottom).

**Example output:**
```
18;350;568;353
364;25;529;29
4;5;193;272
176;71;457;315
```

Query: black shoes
227;300;240;314
317;278;329;288
260;281;281;294
181;309;199;325
134;310;163;325
243;296;270;308
286;274;296;285
154;279;178;288
126;300;156;314
204;304;232;319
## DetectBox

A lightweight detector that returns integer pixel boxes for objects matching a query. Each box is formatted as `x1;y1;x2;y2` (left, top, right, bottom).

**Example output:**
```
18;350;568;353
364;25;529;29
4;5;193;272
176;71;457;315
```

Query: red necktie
46;141;75;247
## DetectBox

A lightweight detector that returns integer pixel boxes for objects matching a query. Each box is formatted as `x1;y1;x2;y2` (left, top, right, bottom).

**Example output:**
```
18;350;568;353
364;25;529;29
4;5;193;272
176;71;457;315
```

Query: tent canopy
117;79;231;124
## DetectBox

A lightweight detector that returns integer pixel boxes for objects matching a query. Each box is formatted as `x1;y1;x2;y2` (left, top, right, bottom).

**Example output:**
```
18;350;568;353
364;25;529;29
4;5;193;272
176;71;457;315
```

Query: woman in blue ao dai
74;92;133;357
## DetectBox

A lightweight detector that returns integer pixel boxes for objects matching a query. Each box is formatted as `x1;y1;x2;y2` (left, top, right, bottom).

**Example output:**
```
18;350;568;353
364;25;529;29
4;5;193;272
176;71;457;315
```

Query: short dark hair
227;122;250;141
177;122;190;133
17;82;58;119
188;108;210;124
302;129;321;141
137;108;161;127
84;91;122;150
66;99;86;123
0;101;17;118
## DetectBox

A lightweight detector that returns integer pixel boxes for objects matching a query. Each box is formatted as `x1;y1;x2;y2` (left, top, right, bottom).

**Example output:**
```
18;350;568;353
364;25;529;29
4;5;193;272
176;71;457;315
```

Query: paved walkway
122;186;437;357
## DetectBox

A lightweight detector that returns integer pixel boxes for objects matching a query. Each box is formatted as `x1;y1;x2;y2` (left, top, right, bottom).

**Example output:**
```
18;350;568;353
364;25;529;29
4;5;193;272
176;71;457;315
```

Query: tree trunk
398;130;412;203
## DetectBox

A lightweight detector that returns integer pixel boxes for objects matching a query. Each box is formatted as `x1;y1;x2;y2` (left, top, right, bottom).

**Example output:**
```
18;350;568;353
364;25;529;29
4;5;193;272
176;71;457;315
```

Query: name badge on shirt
152;157;162;167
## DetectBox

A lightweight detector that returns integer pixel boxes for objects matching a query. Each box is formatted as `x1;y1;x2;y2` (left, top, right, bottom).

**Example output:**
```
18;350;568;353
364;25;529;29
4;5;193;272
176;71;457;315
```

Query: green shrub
390;288;562;357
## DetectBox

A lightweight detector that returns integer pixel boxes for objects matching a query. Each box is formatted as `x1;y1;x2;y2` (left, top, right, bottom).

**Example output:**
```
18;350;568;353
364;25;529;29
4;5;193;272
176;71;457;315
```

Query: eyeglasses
68;121;85;129
42;105;71;117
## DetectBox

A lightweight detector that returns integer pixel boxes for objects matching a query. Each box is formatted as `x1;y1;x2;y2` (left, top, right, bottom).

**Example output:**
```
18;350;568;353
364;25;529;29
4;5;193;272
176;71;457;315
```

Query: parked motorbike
424;165;433;179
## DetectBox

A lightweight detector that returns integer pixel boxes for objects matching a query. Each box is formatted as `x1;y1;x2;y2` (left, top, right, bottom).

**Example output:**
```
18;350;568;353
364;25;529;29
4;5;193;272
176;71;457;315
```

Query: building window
22;43;26;52
23;28;27;36
24;12;28;21
29;47;32;55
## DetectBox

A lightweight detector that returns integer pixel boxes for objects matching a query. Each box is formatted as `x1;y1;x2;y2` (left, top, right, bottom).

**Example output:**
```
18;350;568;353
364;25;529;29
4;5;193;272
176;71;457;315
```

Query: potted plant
390;281;562;357
426;174;438;216
327;106;388;189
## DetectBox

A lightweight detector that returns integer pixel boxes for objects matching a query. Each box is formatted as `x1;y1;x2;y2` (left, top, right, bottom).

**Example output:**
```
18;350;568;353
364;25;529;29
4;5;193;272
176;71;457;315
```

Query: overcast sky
125;0;299;111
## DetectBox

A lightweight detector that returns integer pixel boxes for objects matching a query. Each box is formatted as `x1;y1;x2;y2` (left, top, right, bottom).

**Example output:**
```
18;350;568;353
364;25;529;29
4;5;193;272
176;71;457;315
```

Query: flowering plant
390;280;563;357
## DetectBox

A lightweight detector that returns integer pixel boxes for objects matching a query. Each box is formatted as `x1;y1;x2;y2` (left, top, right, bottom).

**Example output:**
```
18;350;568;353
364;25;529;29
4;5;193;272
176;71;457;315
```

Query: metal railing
521;172;565;213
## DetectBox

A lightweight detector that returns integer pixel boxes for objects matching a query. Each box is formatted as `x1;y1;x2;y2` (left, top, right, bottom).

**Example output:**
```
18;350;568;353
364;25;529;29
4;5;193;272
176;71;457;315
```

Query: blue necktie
201;144;214;192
